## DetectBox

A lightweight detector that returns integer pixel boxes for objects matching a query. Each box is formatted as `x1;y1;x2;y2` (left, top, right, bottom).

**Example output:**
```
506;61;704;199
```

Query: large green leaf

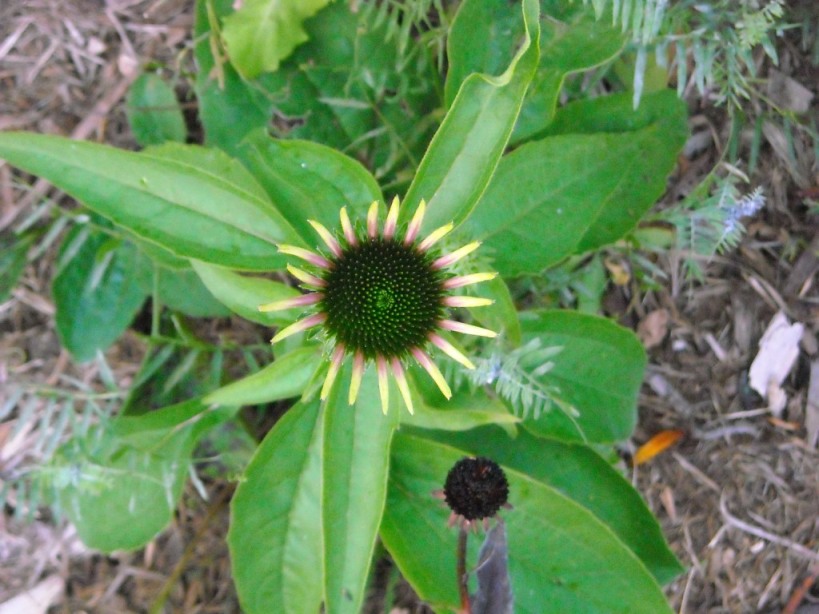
322;365;400;614
53;227;147;362
0;134;303;271
222;0;332;78
403;0;540;232
56;400;228;552
229;399;324;614
381;433;673;613
125;72;187;146
236;131;382;242
467;91;688;275
518;310;646;443
418;425;683;584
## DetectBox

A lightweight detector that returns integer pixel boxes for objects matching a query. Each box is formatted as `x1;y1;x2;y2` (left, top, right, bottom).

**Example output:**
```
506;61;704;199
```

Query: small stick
457;526;471;614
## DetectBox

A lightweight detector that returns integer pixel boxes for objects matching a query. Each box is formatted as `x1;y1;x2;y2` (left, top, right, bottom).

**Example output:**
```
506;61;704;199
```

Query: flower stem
457;526;471;614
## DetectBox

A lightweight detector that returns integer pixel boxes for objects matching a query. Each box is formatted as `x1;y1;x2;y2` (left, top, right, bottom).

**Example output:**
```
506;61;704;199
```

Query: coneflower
259;197;497;414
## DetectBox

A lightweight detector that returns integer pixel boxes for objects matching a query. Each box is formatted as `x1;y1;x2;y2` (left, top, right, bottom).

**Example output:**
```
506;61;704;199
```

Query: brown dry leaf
633;429;685;466
767;69;814;114
637;309;670;349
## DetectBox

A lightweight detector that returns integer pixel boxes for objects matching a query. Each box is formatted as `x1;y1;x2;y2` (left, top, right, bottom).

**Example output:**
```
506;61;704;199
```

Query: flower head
259;197;497;414
443;456;510;530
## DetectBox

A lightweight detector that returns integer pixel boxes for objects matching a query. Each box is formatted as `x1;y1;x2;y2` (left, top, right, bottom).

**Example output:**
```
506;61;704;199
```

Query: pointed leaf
322;365;400;614
191;260;302;326
236;131;382;243
205;346;322;406
229;399;324;614
403;0;540;232
126;72;187;146
0;133;302;271
53;227;146;362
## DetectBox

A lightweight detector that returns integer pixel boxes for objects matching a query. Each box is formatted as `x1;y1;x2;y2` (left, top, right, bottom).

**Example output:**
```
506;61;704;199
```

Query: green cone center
321;238;445;360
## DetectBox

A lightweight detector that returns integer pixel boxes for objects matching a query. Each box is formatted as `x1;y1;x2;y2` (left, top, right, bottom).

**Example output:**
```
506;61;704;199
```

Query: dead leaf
472;522;513;614
633;429;685;466
767;69;814;114
604;257;630;286
0;575;64;614
749;312;804;416
637;309;670;349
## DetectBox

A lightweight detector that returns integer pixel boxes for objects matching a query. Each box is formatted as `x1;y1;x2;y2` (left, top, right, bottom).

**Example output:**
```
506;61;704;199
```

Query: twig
781;565;819;614
719;495;819;563
457;526;471;614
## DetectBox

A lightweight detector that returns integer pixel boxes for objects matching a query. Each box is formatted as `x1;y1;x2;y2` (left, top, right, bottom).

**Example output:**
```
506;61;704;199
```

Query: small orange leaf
633;429;685;466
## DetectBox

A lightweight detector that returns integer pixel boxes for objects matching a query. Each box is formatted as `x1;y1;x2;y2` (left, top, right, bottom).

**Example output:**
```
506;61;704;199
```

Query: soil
1;1;817;613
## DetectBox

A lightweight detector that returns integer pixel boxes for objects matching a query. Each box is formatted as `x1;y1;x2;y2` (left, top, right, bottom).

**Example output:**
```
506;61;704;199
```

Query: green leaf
403;0;541;232
193;0;273;155
236;130;382;242
322;365;400;614
0;134;304;271
467;91;688;275
56;400;228;552
0;232;32;303
381;433;673;613
125;72;187;146
53;227;146;362
519;310;646;443
229;399;324;614
222;0;332;78
400;385;519;433
419;426;684;584
191;260;301;326
205;346;322;406
513;6;626;143
444;0;625;144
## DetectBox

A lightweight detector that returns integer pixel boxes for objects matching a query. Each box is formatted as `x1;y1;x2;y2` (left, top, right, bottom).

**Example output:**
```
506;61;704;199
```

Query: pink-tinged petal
278;244;331;269
410;347;452;399
308;220;342;258
438;319;497;338
429;333;475;370
442;296;494;308
320;344;346;400
390;358;414;414
348;351;366;405
404;199;426;244
384;195;400;239
376;355;390;414
367;201;379;239
258;292;323;312
442;272;498;290
433;241;481;270
417;222;453;252
271;312;326;344
287;264;326;288
339;207;357;246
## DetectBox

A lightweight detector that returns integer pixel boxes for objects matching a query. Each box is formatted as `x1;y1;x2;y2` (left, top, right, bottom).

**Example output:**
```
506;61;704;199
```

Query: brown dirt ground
0;1;817;613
